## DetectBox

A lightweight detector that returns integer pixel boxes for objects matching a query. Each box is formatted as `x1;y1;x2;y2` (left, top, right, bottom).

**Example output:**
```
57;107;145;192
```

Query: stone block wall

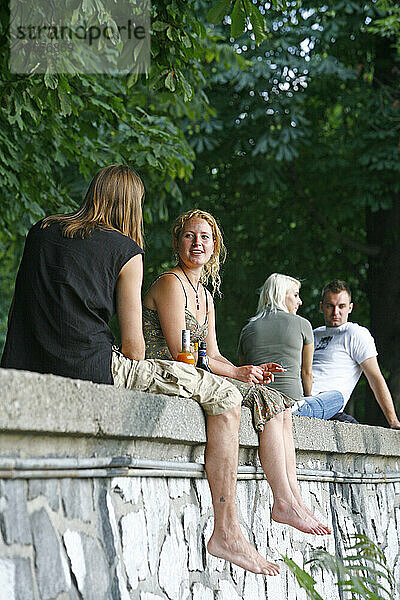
0;368;399;599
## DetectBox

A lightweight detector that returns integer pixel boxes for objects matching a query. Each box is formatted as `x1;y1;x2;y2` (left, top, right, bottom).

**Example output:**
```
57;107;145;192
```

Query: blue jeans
292;390;344;420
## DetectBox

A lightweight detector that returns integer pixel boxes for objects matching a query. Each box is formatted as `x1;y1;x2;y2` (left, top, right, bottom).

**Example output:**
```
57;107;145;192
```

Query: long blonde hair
172;209;226;296
251;273;301;320
42;165;144;246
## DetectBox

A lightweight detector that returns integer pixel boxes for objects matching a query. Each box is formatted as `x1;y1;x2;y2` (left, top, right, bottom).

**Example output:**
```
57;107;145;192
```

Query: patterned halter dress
142;273;295;432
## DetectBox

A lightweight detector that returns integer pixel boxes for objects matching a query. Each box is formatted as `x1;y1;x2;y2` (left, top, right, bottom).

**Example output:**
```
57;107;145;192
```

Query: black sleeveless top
1;221;143;384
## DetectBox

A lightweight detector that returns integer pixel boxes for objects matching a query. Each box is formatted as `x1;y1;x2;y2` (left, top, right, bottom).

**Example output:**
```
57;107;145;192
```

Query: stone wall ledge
1;369;400;600
1;367;400;460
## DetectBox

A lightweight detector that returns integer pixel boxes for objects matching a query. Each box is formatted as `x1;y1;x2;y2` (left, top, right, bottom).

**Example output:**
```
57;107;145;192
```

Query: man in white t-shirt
312;279;400;428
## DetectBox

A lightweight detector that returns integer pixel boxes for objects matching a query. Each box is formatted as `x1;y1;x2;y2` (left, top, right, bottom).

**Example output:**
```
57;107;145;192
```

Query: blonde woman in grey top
238;274;344;419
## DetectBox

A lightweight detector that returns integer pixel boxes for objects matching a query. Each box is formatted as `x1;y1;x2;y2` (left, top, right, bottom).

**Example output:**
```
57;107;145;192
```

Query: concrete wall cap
1;368;400;457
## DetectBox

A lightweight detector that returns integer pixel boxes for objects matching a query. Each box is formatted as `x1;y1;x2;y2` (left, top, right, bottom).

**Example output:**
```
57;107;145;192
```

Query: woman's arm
150;274;189;359
116;254;146;361
301;342;314;396
205;291;264;384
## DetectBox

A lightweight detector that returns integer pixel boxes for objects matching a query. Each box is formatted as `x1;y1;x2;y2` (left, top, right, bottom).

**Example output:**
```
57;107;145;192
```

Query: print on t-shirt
315;336;333;351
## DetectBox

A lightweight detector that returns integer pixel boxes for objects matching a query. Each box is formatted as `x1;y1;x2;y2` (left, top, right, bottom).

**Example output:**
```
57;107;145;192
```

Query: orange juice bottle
177;330;195;365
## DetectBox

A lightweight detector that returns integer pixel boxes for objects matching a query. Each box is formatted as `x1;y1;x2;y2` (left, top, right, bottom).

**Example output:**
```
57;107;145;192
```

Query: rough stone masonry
0;368;399;600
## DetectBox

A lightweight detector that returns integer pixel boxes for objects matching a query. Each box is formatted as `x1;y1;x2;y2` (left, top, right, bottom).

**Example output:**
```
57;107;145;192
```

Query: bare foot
207;530;280;576
299;503;331;535
271;498;326;535
292;495;331;534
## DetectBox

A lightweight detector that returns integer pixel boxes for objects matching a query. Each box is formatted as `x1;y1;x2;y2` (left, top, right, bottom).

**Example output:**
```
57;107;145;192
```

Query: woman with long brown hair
1;164;146;382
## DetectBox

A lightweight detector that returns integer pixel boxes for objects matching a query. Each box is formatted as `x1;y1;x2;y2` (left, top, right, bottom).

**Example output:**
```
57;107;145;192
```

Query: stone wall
0;368;400;600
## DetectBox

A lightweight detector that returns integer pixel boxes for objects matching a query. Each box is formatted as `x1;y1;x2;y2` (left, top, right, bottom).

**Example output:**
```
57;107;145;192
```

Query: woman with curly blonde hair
143;209;331;537
172;209;226;296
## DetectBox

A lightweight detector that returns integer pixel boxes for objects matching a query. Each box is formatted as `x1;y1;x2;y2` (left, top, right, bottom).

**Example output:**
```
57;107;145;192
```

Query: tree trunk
363;34;400;427
365;200;400;426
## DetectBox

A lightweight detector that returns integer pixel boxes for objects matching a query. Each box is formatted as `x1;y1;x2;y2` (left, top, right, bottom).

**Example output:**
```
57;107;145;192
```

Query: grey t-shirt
238;309;313;401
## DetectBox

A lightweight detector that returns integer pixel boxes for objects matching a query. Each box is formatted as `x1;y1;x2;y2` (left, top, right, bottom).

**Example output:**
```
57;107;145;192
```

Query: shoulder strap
203;285;209;314
154;272;188;309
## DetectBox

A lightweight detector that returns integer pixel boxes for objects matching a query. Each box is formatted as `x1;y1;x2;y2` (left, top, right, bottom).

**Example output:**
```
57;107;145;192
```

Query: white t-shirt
311;322;377;408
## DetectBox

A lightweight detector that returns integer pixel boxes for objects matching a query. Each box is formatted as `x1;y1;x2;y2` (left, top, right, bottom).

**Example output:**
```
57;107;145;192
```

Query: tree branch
309;208;381;257
288;169;381;257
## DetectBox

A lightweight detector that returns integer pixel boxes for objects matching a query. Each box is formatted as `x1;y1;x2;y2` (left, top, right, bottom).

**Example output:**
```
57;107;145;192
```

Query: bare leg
281;409;331;534
258;411;325;535
206;404;280;575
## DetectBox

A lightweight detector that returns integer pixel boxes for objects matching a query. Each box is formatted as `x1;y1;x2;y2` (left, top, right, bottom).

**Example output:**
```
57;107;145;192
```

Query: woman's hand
234;365;264;384
261;362;285;373
259;362;284;384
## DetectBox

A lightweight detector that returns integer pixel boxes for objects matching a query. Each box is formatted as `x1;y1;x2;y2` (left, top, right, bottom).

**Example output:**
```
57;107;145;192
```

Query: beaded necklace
179;265;201;311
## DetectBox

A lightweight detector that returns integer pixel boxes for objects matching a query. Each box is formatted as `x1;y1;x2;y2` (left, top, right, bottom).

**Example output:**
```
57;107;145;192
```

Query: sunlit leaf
207;0;232;24
231;0;246;37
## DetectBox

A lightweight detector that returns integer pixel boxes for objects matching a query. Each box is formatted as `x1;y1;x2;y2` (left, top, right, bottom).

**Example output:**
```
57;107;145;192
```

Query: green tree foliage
0;0;280;342
0;0;244;342
0;0;221;233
